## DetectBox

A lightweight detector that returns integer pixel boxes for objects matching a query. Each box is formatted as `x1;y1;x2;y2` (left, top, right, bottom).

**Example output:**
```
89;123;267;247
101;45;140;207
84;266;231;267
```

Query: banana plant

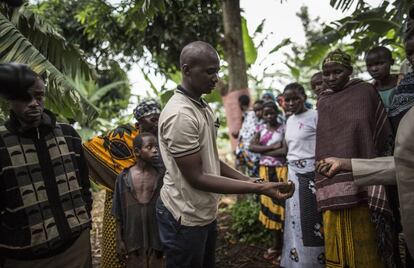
0;4;98;124
65;74;129;132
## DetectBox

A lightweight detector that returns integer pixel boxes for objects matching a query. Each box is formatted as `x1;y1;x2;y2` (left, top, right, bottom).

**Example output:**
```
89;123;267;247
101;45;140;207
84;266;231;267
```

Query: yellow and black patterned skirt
101;191;125;268
323;205;385;268
258;165;288;230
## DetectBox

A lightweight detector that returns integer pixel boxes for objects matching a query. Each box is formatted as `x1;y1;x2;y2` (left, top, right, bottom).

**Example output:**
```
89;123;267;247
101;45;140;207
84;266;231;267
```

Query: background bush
229;196;273;246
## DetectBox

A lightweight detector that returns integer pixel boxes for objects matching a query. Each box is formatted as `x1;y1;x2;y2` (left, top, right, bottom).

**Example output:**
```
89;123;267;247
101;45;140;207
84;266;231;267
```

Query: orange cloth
83;124;139;191
83;124;140;268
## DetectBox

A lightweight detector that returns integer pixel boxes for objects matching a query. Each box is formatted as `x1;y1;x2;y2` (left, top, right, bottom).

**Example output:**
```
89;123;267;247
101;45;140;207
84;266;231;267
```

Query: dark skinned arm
249;133;281;153
316;157;396;186
174;151;294;199
263;140;288;157
115;221;127;259
315;157;352;178
220;160;255;182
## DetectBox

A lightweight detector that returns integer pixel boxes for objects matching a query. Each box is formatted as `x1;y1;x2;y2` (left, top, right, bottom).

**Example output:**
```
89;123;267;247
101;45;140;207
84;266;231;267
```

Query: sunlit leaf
141;68;160;97
160;89;174;106
167;69;182;84
204;88;222;104
241;16;257;65
286;63;300;80
253;19;265;36
269;38;292;54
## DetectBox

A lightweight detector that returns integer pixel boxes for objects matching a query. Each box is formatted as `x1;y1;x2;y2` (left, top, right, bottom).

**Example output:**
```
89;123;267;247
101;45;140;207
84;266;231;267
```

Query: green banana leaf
0;12;98;124
241;17;257;66
9;5;95;80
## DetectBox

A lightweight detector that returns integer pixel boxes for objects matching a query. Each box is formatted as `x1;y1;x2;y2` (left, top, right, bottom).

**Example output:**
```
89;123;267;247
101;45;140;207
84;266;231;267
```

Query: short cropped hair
133;132;156;150
262;100;280;113
366;46;393;61
0;63;40;101
238;95;250;106
283;82;307;98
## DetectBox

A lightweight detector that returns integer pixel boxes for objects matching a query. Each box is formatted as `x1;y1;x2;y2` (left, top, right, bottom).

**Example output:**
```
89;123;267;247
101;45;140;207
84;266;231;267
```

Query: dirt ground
90;190;275;268
215;197;275;268
90;190;105;267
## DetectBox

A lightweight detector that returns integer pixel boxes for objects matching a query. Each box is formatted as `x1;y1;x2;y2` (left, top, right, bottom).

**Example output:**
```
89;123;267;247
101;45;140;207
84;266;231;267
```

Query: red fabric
222;88;250;149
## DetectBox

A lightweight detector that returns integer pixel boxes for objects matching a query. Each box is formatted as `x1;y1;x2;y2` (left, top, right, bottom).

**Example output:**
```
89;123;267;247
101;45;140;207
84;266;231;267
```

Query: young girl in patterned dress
250;101;287;266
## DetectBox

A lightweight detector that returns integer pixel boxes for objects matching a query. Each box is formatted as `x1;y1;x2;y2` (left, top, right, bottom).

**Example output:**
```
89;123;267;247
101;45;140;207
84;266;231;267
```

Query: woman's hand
316;157;352;177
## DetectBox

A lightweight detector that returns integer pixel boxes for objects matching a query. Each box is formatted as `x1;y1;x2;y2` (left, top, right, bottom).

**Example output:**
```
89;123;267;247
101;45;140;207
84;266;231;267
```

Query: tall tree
221;0;249;148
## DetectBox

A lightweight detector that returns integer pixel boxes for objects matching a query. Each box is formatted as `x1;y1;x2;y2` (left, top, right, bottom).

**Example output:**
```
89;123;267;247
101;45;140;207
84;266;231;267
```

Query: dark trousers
156;198;217;268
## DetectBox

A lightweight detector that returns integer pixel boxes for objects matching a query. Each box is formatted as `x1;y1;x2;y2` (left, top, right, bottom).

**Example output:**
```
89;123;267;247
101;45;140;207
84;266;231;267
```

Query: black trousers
156;198;217;268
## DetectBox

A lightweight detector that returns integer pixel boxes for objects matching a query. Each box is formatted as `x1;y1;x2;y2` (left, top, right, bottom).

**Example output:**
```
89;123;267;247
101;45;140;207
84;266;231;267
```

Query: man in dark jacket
0;63;92;268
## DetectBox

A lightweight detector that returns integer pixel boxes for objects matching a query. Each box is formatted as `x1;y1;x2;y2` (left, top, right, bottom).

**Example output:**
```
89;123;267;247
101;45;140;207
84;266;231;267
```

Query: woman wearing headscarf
83;100;161;268
316;49;396;268
262;91;276;103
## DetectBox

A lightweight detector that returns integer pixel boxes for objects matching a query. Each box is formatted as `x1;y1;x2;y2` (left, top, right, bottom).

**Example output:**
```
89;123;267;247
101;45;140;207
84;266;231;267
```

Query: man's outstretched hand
260;181;295;200
316;157;352;178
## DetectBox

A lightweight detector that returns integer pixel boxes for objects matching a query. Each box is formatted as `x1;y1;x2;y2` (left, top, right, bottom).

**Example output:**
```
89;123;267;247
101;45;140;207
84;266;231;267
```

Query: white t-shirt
285;109;318;161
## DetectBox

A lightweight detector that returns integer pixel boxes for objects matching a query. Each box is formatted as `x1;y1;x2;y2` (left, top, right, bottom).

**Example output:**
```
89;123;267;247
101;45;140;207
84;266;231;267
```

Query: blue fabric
262;92;275;102
156;198;217;268
304;101;313;109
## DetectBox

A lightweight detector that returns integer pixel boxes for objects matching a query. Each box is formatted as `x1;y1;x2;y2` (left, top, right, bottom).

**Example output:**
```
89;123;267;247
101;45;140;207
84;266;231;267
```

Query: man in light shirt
156;41;294;268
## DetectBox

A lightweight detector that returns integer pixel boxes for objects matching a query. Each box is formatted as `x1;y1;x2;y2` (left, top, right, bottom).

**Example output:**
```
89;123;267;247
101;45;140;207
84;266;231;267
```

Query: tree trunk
221;0;249;150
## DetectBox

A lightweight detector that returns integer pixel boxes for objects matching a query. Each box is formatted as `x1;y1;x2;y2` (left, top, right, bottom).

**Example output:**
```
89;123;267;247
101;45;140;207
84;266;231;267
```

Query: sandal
272;255;281;267
263;248;281;259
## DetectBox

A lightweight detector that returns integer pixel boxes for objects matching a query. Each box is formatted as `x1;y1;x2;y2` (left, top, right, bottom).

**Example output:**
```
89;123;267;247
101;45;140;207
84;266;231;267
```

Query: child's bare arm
115;221;127;259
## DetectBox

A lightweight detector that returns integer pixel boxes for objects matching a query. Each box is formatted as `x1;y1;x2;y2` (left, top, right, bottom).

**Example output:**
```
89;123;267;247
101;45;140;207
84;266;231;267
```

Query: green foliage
309;0;412;69
0;6;99;124
96;60;131;113
261;6;324;97
32;0;224;132
32;1;132;108
30;0;133;128
241;17;257;66
160;90;174;106
65;74;129;130
41;0;224;77
329;0;364;11
9;3;94;80
229;197;273;246
269;38;292;55
320;1;399;55
140;0;224;75
33;0;113;68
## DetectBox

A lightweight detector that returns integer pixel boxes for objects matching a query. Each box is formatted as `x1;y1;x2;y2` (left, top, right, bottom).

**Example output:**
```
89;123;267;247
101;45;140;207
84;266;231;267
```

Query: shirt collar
176;85;207;108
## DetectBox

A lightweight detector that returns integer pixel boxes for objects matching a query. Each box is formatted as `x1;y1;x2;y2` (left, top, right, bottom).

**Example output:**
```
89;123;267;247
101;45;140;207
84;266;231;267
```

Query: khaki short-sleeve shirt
159;89;221;226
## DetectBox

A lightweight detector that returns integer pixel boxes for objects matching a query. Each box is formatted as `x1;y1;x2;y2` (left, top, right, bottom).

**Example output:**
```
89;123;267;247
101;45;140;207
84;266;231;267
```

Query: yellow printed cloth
101;191;125;268
83;124;139;268
323;205;385;268
258;165;287;230
83;124;139;191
